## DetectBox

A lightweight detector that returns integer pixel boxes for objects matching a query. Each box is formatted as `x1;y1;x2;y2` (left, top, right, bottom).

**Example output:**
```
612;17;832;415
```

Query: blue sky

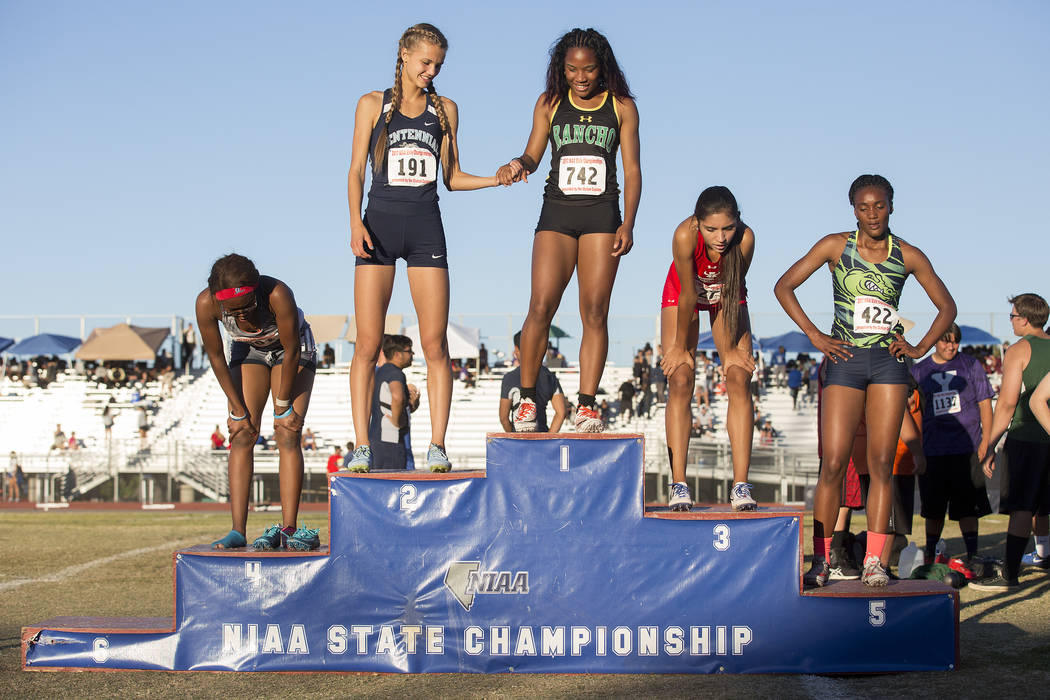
2;1;1048;363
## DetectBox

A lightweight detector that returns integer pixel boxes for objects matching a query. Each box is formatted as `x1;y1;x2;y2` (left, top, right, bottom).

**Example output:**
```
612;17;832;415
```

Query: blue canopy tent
759;330;820;355
957;325;1000;347
5;333;82;356
0;337;14;354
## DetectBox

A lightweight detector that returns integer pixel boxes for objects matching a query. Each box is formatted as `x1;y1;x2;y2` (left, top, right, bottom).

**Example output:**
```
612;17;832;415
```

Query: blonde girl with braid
347;23;503;472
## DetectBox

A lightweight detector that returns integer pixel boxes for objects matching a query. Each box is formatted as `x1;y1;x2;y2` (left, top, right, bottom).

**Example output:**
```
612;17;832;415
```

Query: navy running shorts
823;345;911;389
535;198;622;238
357;205;448;268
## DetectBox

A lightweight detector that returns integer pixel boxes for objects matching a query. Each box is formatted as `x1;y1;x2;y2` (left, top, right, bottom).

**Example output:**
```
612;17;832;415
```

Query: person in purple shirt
910;322;994;565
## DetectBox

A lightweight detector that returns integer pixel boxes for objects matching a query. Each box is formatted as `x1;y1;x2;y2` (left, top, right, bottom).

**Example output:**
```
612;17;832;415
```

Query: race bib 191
388;146;437;187
852;295;899;334
558;155;605;195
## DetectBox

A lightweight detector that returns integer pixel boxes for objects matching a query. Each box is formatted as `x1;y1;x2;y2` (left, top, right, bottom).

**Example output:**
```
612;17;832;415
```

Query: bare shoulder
357;91;383;110
437;94;459;112
672;216;697;243
614;95;638;116
194;288;216;316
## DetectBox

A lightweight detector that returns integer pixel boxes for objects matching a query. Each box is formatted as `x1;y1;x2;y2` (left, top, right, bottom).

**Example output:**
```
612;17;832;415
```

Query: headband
215;285;256;301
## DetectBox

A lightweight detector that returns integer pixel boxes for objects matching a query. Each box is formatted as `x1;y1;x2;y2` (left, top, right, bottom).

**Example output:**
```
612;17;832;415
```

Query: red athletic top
661;239;747;310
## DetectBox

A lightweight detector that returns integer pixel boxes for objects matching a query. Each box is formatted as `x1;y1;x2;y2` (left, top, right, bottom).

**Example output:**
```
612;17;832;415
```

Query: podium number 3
713;524;731;551
399;484;420;511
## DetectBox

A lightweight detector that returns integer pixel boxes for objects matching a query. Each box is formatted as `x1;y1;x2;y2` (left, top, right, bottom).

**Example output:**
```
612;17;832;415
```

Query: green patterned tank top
830;230;908;348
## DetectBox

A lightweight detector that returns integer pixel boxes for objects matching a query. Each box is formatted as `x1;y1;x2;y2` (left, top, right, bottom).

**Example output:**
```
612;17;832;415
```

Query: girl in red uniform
660;186;757;511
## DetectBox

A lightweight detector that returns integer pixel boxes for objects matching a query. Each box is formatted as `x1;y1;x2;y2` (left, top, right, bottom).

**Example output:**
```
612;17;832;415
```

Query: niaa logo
443;561;530;611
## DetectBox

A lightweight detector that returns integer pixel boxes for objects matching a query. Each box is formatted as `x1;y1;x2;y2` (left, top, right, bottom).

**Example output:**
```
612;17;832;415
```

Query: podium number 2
869;600;886;627
399;484;420;511
713;524;731;551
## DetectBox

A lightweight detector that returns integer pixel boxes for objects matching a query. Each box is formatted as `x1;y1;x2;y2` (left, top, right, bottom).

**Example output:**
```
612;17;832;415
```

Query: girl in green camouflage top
774;174;956;587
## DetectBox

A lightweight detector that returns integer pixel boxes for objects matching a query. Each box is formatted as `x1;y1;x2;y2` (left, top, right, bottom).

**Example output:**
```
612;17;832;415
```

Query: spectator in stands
6;452;18;502
770;345;787;388
974;294;1050;590
545;343;566;369
787;361;803;409
160;365;175;397
342;441;355;469
599;399;613;425
52;424;66;451
618;379;636;423
137;406;150;443
478;343;489;374
196;253;319;552
67;432;83;450
327;445;343;474
322;343;336;368
182;323;197;371
15;462;26;501
500;331;567;433
910;322;994;571
355;334;420;471
63;464;77;502
302;428;317;451
210;426;226;450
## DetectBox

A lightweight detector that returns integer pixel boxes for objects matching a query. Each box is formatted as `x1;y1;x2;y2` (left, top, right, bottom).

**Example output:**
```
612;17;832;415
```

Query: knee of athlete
527;297;560;323
351;336;382;363
725;370;751;397
818;458;848;483
419;336;449;363
865;454;895;478
667;372;694;397
229;430;257;450
579;301;610;329
272;427;301;452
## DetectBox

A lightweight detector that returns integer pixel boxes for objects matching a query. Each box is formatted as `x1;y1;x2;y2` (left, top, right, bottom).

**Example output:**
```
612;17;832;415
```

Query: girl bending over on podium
347;23;504;472
196;253;320;551
660;186;757;512
774;174;954;587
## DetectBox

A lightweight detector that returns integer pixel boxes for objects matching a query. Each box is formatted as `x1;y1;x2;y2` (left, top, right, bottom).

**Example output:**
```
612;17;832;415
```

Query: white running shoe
861;554;890;587
513;397;538;432
574;404;605;433
669;482;692;512
730;482;757;511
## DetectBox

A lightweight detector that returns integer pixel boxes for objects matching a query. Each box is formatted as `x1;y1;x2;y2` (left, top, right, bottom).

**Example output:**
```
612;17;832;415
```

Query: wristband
274;397;291;410
274;406;294;419
229;411;248;421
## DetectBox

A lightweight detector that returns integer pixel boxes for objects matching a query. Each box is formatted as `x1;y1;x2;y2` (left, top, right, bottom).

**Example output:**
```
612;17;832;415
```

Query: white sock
1036;535;1049;557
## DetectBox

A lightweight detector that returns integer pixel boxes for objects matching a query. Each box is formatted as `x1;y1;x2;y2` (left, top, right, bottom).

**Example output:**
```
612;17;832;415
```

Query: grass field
3;509;1050;699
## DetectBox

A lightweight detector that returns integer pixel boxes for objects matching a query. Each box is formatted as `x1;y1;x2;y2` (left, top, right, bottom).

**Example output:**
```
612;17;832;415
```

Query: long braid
371;57;402;172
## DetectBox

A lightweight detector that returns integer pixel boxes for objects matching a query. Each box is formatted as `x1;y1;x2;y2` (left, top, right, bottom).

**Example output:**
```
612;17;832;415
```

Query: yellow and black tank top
543;91;620;204
830;231;907;348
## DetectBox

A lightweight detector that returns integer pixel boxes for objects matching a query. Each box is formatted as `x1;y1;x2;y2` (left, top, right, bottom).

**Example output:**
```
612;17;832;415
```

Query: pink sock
866;531;889;562
813;536;832;562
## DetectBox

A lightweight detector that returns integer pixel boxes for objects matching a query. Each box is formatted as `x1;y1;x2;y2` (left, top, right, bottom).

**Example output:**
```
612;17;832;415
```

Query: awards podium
23;434;957;673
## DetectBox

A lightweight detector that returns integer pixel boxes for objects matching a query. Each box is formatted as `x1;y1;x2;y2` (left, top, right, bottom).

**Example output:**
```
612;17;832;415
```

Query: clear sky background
2;1;1048;363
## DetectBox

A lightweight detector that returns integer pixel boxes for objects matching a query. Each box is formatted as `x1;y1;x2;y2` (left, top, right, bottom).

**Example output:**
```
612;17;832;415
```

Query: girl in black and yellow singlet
497;28;641;434
774;174;956;587
347;24;504;473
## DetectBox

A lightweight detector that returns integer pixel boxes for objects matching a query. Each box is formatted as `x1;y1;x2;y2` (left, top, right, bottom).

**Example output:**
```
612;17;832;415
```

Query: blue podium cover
23;434;957;673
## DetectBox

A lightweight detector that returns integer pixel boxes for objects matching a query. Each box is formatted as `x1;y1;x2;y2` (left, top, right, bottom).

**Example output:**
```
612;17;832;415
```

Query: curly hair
694;186;747;344
207;253;260;294
372;23;452;178
544;28;634;106
848;174;894;205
